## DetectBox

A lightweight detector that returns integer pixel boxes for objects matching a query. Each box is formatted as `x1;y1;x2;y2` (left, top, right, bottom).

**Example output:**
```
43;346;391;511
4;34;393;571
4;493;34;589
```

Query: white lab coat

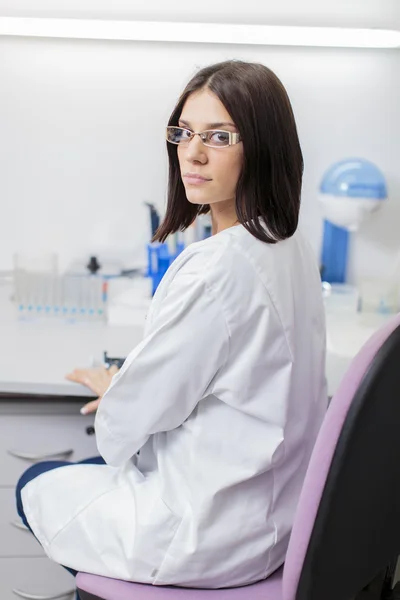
22;224;327;588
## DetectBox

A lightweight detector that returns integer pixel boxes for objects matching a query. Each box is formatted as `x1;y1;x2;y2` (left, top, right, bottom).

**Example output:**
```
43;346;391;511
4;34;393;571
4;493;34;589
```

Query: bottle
151;243;171;295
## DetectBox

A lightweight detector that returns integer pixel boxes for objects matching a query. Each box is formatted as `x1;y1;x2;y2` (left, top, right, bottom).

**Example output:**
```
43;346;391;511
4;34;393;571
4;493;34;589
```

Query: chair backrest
282;314;400;600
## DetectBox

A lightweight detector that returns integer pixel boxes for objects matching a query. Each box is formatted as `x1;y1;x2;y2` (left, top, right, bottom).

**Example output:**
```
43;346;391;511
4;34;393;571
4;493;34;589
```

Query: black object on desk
103;351;126;370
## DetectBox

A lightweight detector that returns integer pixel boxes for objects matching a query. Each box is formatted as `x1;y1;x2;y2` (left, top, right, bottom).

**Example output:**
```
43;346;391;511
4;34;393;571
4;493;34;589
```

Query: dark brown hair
154;60;303;244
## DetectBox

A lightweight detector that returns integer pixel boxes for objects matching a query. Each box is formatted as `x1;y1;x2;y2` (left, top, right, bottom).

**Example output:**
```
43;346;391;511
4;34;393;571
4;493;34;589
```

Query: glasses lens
204;130;231;147
166;127;192;144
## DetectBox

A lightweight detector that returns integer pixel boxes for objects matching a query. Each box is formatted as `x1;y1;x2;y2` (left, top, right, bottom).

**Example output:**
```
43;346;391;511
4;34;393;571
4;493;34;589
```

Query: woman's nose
186;135;207;163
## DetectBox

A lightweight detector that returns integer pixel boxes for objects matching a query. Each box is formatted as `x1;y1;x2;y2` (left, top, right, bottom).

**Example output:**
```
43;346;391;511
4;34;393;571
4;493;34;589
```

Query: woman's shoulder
172;231;235;277
167;228;258;301
167;225;316;299
154;231;243;308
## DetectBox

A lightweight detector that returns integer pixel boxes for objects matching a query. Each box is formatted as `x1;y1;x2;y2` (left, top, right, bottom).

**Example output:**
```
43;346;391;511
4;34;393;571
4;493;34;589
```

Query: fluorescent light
0;17;399;48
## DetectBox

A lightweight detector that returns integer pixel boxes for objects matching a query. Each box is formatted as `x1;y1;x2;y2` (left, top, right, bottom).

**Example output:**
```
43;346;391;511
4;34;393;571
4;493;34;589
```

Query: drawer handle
10;519;30;531
7;449;73;462
12;588;75;599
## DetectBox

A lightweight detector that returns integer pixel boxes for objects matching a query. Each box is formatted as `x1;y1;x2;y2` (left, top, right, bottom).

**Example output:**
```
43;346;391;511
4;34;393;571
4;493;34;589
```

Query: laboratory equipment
145;202;160;237
319;158;387;283
323;283;360;316
147;242;173;295
105;274;152;326
13;253;108;322
196;213;212;239
103;351;126;369
144;204;213;295
359;278;399;314
87;256;101;274
68;255;123;278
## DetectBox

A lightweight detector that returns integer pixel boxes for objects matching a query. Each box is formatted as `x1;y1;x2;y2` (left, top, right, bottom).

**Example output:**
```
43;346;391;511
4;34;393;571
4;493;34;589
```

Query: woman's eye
176;128;192;141
209;131;230;146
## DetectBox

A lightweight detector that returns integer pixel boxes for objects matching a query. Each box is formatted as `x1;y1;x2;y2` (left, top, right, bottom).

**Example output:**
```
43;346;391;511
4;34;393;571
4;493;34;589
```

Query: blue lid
320;159;387;199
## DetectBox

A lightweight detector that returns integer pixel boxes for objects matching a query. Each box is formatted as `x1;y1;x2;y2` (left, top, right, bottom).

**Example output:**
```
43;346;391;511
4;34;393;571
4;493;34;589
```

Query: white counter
0;280;390;399
0;282;146;398
325;310;392;395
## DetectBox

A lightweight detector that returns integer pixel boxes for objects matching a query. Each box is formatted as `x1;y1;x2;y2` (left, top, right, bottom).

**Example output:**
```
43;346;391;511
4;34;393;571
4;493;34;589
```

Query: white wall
0;0;399;280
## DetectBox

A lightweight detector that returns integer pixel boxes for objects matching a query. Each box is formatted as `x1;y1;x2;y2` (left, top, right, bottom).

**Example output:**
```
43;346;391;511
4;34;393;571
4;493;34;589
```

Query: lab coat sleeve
95;268;230;466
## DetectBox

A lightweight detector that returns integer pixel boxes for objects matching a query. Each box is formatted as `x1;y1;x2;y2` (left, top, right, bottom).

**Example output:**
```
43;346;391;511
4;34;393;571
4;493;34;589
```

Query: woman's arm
95;268;229;466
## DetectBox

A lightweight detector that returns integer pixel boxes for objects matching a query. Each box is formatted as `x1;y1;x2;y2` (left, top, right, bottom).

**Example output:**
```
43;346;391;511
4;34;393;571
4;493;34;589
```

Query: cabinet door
0;557;75;600
0;414;97;486
0;488;44;557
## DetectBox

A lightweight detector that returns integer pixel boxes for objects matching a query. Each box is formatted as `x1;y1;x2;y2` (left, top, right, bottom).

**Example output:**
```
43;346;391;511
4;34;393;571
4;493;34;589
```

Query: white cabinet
0;557;75;600
0;399;98;599
0;489;44;557
0;413;97;486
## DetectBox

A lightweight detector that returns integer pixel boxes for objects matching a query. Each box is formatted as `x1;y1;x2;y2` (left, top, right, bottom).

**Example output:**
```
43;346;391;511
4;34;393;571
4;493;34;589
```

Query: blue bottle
150;243;170;295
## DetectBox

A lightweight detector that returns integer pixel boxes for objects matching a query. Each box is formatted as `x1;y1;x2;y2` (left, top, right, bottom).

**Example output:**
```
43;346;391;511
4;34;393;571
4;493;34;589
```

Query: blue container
146;237;188;295
149;243;170;295
147;243;159;277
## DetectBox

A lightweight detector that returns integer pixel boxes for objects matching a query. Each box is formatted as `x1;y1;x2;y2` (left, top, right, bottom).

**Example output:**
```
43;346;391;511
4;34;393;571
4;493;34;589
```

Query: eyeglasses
166;126;241;148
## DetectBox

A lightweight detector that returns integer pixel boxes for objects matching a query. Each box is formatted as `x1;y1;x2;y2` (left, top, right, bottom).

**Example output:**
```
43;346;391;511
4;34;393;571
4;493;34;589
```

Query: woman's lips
183;174;211;185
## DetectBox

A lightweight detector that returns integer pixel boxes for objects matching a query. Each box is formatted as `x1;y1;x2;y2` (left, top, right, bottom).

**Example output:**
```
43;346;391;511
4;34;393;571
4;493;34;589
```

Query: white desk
0;283;146;398
0;281;390;399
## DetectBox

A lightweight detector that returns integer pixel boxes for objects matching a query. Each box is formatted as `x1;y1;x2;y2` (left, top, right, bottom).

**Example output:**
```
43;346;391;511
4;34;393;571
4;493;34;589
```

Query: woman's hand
65;365;120;414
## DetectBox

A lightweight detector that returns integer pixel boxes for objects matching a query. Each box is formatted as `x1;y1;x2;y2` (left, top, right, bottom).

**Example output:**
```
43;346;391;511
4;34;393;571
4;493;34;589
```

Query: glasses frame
166;126;241;148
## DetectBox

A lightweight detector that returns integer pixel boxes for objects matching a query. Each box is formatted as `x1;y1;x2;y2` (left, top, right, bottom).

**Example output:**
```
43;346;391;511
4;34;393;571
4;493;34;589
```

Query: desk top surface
0;282;145;397
0;279;390;399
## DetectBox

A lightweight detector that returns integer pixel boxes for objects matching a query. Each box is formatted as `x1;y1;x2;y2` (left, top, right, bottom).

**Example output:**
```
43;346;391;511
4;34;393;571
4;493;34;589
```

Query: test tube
13;268;24;314
62;275;79;320
78;276;86;320
94;276;107;321
53;274;62;318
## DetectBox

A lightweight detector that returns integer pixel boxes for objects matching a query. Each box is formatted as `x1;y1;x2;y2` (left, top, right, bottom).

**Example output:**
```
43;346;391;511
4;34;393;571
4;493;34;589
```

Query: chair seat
76;568;283;600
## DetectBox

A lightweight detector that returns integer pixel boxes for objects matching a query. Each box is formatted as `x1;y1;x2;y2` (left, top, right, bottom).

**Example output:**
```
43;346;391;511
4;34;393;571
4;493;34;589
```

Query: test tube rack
13;271;108;322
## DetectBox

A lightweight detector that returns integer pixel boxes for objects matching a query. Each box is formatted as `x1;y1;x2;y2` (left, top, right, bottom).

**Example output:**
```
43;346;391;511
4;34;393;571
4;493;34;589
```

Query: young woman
16;60;327;589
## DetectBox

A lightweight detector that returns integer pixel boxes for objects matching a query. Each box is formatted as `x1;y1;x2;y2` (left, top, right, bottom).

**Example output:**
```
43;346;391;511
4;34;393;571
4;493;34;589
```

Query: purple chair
77;314;400;600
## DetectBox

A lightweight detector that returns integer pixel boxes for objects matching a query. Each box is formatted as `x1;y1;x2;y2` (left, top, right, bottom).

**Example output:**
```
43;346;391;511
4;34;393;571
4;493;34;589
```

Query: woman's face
177;88;244;208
